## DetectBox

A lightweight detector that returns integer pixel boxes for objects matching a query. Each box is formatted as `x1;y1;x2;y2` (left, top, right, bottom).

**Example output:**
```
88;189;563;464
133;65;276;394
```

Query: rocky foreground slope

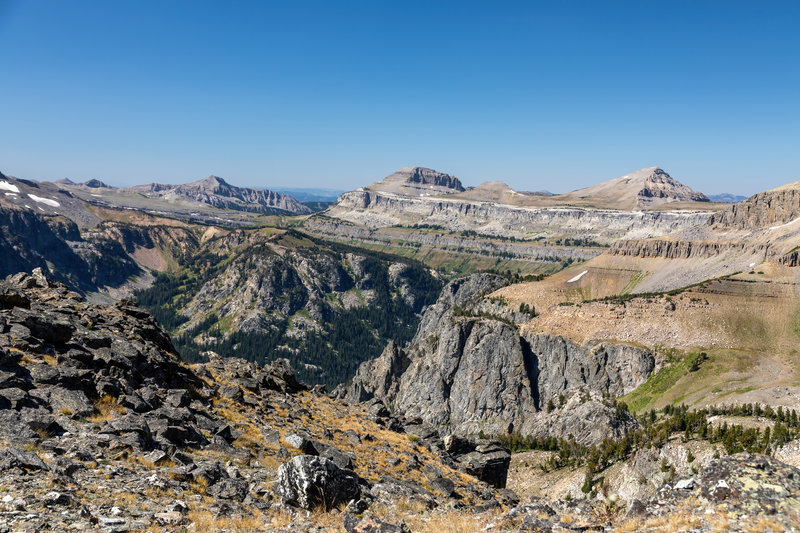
2;270;800;531
0;269;513;531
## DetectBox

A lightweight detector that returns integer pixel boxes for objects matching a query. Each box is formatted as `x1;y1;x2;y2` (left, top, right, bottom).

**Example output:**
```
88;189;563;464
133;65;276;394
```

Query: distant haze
267;188;346;203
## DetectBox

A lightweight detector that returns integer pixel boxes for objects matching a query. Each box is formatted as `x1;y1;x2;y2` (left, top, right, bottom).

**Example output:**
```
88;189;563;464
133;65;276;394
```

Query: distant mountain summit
55;178;110;188
84;179;111;188
366;167;465;196
559;167;710;210
123;175;312;214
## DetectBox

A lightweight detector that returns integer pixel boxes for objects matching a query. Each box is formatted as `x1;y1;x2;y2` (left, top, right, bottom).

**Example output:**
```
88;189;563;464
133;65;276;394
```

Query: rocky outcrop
345;341;410;404
0;208;141;293
443;435;511;488
626;453;800;522
780;249;800;267
487;452;800;532
347;274;651;444
609;237;773;260
525;334;656;406
709;186;800;230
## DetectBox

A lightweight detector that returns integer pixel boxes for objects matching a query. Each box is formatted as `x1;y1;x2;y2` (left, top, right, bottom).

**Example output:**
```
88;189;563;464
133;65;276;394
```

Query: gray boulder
0;446;48;471
277;455;361;510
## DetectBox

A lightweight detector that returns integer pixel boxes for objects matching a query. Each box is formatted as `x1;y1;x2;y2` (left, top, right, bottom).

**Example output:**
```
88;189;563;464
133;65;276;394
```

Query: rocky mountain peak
82;179;110;188
559;166;709;209
366;166;465;196
196;175;227;188
345;273;648;444
637;167;710;203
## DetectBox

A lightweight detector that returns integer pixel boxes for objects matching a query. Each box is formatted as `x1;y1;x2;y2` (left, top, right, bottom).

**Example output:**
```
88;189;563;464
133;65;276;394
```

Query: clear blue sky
1;1;798;195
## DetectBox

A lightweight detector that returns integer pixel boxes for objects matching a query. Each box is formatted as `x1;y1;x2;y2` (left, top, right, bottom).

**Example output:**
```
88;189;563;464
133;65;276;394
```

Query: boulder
284;434;356;469
0;283;30;309
451;440;511;488
0;446;48;471
277;455;361;510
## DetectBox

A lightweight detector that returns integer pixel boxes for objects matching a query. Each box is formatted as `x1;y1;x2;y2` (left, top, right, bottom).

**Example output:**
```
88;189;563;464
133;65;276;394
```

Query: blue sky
0;1;798;194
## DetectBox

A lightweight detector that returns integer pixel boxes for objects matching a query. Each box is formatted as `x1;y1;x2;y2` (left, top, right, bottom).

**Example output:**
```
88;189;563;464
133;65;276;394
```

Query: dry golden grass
87;395;127;422
368;501;501;533
187;510;288;532
614;508;704;532
188;476;210;496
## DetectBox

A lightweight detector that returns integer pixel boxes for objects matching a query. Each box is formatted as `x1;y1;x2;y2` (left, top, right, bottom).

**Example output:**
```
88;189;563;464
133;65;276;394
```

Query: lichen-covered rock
277;455;361;510
696;453;800;514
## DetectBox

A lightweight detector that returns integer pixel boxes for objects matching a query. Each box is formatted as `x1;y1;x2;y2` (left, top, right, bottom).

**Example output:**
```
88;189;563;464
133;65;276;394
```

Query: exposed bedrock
346;274;654;444
609;238;773;260
329;190;712;241
708;187;800;230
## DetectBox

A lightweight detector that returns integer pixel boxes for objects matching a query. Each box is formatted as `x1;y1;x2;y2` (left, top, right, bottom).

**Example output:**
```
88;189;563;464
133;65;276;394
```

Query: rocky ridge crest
344;274;653;444
122;175;312;215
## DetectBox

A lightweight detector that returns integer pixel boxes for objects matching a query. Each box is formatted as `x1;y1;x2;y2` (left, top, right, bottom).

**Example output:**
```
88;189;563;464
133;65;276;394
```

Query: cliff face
708;187;800;230
329;189;712;242
609;238;774;260
346;274;654;444
0;207;141;293
525;334;656;405
303;215;601;263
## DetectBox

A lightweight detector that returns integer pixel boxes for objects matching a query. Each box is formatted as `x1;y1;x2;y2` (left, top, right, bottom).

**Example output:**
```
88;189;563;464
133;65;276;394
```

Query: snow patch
27;194;60;207
567;270;589;283
0;181;20;193
4;192;18;197
769;216;800;230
